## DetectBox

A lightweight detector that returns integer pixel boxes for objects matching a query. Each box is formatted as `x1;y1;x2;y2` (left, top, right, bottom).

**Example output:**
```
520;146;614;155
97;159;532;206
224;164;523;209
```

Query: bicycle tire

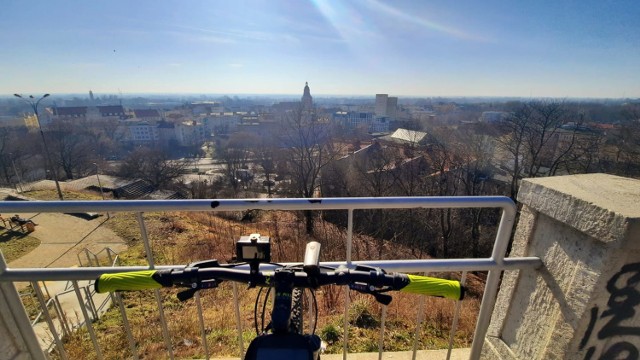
289;288;304;334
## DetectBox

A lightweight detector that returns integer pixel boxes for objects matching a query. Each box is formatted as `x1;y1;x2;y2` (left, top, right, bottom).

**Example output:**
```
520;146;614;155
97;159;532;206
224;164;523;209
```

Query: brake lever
177;279;220;302
177;288;197;301
373;293;392;306
349;283;393;305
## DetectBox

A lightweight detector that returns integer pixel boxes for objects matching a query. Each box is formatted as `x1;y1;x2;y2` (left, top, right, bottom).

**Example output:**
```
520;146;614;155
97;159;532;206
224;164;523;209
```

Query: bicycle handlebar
95;265;464;301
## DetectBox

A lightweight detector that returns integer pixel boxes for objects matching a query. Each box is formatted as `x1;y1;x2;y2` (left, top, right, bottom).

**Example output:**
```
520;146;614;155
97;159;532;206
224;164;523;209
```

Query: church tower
301;82;313;112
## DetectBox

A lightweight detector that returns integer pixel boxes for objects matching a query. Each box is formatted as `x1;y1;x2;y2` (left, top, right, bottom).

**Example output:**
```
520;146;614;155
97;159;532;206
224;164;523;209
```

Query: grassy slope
0;229;40;263
21;189;105;201
20;190;481;359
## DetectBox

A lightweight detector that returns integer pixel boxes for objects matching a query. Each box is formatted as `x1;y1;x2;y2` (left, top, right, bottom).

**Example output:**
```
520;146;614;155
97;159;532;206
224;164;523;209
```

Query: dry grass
21;189;105;201
0;228;40;263
55;209;482;359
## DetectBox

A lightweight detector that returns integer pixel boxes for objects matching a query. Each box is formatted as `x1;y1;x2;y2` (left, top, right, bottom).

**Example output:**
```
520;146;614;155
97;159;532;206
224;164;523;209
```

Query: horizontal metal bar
0;257;541;282
0;196;515;213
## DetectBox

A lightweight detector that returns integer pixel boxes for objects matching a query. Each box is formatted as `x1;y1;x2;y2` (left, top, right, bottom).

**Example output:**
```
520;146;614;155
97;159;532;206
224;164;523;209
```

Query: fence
0;197;543;360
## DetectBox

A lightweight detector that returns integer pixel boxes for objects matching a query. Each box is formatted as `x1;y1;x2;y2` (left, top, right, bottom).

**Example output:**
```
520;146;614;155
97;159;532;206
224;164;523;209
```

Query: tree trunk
304;209;314;235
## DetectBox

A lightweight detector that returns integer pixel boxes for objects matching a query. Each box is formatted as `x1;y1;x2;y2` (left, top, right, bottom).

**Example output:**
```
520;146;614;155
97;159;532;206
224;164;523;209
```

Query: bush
320;323;341;344
349;299;379;329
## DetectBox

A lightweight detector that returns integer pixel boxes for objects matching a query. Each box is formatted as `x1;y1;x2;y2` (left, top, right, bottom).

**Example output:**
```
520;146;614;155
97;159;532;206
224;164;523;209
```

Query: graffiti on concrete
579;262;640;360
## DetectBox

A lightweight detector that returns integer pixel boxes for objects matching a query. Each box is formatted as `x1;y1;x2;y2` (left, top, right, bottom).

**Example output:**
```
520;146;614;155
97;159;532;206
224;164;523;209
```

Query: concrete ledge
485;174;640;359
517;173;640;245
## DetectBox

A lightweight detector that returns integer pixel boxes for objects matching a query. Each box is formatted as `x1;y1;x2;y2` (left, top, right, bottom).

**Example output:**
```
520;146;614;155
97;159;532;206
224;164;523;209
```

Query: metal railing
19;247;121;356
77;247;119;268
0;197;543;360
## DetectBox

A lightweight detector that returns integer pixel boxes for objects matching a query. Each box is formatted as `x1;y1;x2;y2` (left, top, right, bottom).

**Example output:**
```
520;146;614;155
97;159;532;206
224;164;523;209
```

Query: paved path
5;212;127;353
1;191;129;353
8;213;127;270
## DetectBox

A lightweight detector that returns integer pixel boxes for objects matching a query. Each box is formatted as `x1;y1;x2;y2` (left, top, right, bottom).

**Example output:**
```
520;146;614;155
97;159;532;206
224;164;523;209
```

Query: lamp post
14;93;64;200
8;153;23;193
93;163;105;200
93;162;109;219
93;162;109;216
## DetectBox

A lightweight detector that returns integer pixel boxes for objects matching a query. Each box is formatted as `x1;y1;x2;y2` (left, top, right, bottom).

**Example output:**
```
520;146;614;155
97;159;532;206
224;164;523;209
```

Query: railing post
470;202;516;359
42;280;52;300
32;281;68;360
116;292;140;360
72;280;103;360
377;305;387;360
85;248;93;267
137;212;174;360
342;208;354;360
0;252;46;360
446;271;467;360
106;248;114;267
232;282;245;358
53;295;71;337
83;285;98;320
54;295;72;337
195;291;210;359
411;285;427;360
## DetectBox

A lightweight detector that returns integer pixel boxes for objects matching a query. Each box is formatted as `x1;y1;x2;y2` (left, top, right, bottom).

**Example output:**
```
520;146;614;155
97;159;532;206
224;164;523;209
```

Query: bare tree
47;120;97;180
253;135;279;197
0;128;16;184
560;131;605;174
86;119;122;159
610;104;640;176
497;101;576;199
279;109;344;234
422;131;462;257
118;147;191;189
217;132;257;195
453;129;497;257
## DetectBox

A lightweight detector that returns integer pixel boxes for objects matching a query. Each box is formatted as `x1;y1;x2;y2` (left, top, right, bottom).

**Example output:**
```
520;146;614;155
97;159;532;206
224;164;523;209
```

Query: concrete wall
483;174;640;359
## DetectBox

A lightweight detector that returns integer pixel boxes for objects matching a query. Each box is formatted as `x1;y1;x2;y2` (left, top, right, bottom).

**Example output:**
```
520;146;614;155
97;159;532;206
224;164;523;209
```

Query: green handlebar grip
400;274;464;300
95;270;162;293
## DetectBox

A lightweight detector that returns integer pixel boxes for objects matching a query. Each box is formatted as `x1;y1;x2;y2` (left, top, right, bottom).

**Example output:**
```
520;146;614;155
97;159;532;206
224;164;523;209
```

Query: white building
204;113;241;135
386;97;398;119
123;120;159;143
50;105;126;122
333;111;389;133
479;111;510;123
375;94;388;117
302;82;313;112
175;121;207;146
375;94;398;119
190;102;224;116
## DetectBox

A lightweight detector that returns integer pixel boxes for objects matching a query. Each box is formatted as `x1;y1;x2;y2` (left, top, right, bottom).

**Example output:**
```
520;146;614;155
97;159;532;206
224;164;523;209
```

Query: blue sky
2;0;639;98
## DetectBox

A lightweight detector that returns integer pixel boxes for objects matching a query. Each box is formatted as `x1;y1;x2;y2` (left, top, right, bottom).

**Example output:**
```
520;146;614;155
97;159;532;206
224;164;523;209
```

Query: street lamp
8;153;24;193
14;93;64;200
93;163;106;200
93;162;110;219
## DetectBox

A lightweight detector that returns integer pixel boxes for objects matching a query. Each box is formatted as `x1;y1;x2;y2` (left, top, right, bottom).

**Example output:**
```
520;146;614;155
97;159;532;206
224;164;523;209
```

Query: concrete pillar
0;253;46;360
483;174;640;359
